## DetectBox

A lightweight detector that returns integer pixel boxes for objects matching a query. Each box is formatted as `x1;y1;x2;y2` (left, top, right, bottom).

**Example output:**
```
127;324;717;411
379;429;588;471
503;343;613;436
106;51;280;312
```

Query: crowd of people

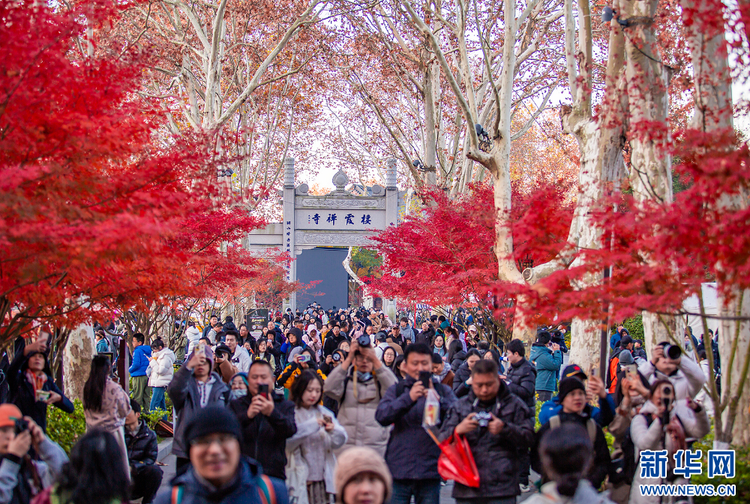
0;305;718;504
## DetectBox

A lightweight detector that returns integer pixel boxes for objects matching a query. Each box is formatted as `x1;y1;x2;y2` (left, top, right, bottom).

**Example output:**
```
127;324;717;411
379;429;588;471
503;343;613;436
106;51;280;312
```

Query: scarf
26;369;47;401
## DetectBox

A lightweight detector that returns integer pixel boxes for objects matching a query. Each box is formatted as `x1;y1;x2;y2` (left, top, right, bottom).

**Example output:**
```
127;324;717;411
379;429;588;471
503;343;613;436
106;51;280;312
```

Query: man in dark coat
125;399;162;504
228;360;296;480
440;359;534;503
452;349;482;398
375;343;456;504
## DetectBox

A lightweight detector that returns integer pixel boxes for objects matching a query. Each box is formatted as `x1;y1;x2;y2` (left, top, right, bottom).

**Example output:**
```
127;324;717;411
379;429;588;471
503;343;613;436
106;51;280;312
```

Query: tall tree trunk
63;324;95;402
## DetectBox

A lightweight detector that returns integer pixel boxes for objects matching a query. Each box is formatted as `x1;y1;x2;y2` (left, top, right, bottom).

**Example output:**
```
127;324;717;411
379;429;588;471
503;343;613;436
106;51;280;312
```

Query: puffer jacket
125;420;158;470
129;344;152;377
529;343;562;393
323;363;398;457
167;366;230;459
637;357;705;401
154;457;289;504
375;375;457;480
452;360;472;398
505;357;536;408
628;400;710;504
438;385;534;500
525;480;616;504
450;350;467;372
185;326;202;355
147;348;175;388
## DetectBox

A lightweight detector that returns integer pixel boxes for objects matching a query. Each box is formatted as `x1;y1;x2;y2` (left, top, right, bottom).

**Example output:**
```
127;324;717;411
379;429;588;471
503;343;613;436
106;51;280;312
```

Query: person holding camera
638;342;705;401
628;379;709;504
375;343;456;504
229;360;297;480
530;331;562;402
439;359;534;504
0;404;68;504
323;337;398;457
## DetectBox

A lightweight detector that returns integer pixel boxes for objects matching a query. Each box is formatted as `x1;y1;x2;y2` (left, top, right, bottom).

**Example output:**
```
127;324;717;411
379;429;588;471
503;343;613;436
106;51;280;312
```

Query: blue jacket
610;331;621;350
375;375;456;480
154;457;288;504
529;343;562;393
538;394;617;427
129;344;152;377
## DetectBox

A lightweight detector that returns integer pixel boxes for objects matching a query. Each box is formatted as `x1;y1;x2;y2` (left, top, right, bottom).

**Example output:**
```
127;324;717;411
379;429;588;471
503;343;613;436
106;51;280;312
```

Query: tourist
334;447;392;504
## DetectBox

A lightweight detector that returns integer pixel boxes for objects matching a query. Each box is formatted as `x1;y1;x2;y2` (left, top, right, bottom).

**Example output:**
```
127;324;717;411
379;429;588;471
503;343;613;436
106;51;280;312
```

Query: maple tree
0;0;294;348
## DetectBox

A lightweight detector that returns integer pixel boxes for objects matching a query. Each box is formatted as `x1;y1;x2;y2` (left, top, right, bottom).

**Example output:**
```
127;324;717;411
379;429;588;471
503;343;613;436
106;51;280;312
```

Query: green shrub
140;408;170;430
46;399;86;454
623;315;645;341
692;429;750;503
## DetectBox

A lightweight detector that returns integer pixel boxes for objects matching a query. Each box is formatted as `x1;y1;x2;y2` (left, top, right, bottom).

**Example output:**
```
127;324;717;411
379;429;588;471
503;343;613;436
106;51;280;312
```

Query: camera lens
666;344;682;360
663;386;672;396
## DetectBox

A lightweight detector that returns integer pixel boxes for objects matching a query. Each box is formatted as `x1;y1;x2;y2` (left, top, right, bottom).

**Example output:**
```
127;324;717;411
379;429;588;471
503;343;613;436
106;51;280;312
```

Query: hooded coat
529;343;562;393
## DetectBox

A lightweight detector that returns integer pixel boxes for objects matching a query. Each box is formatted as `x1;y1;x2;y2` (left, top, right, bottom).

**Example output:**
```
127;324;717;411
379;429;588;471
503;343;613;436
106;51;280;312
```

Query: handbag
437;432;480;488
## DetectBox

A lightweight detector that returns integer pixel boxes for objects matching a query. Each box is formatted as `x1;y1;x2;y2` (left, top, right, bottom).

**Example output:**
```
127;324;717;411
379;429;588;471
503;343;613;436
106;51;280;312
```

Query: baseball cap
562;364;588;380
0;404;23;429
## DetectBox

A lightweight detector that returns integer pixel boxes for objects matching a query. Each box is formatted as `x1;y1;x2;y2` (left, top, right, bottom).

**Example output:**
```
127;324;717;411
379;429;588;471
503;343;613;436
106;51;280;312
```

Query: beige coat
323;363;397;457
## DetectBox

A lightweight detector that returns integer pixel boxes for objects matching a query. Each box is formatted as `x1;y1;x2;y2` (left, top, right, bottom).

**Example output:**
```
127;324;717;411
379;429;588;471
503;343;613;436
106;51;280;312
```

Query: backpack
606;349;622;394
609;413;655;485
171;474;277;504
549;415;596;443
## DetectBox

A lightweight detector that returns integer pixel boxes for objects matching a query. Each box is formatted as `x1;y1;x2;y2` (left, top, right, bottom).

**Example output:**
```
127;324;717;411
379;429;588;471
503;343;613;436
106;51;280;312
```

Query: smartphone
590;366;599;378
196;342;206;358
419;370;432;389
258;383;269;399
297;354;311;364
322;414;332;424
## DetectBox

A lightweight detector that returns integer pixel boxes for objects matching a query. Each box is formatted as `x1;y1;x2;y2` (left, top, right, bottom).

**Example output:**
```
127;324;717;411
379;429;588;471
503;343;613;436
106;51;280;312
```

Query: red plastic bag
437;433;480;487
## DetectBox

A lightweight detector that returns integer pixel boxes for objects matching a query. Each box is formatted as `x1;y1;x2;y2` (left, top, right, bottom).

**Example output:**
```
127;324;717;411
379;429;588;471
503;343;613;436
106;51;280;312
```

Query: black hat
561;364;587;380
215;343;232;356
558;377;586;402
185;406;242;447
620;335;634;346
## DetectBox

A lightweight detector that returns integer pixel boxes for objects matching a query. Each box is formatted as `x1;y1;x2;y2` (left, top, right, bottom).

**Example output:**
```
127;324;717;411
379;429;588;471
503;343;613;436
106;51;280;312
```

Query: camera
664;344;682;360
332;352;342;362
297;353;311;364
14;418;28;435
474;411;492;428
356;334;371;348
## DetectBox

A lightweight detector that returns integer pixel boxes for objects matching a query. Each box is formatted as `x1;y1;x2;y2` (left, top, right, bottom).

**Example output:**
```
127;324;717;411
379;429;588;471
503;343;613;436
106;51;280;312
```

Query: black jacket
228;392;297;479
532;408;612;489
505;357;536;408
375;375;456;480
415;328;435;346
452;361;472;398
7;350;74;433
450;351;468;372
125;420;159;471
439;386;534;499
322;333;348;357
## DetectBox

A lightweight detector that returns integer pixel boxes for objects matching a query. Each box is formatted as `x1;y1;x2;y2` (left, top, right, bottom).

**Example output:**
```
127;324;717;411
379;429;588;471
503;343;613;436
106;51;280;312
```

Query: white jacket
629;400;710;504
285;405;347;504
148;348;176;387
185;327;202;355
637;355;706;400
231;346;252;373
695;360;715;416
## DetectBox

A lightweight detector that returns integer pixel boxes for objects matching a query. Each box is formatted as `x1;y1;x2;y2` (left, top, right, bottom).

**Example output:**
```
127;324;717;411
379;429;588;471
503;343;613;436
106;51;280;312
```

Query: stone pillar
63;324;95;402
283;157;297;313
385;158;398;227
384;158;399;320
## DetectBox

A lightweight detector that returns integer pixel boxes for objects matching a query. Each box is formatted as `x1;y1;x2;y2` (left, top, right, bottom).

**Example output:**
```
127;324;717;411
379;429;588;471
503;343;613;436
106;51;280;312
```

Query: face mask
357;371;373;382
231;389;248;400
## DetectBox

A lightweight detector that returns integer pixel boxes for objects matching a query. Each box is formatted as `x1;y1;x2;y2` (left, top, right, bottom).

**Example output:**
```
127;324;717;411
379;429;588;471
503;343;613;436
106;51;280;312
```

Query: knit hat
184;406;242;448
618;349;634;366
335;447;392;504
0;404;23;429
558;377;586;403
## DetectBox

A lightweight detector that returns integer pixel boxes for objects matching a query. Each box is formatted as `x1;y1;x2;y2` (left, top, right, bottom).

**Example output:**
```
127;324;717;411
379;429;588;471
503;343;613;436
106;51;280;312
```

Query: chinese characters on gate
640;450;735;480
308;213;372;226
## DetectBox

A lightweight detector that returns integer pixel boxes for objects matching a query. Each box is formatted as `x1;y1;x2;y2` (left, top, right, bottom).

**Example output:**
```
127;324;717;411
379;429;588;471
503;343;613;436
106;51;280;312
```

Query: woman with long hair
285;370;347;504
82;356;131;477
34;429;130;504
432;335;447;359
380;346;397;372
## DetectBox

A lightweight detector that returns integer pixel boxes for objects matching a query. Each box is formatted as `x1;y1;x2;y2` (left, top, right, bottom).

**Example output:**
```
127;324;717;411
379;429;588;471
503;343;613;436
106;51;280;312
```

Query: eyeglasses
189;434;237;448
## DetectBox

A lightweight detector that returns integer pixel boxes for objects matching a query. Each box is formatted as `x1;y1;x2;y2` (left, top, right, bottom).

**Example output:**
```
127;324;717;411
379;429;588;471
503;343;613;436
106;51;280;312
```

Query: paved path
156;440;540;503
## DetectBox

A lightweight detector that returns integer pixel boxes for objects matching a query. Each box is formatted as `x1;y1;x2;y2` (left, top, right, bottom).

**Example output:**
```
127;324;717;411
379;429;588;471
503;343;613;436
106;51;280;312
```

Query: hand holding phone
258;383;269;400
419;370;432;389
